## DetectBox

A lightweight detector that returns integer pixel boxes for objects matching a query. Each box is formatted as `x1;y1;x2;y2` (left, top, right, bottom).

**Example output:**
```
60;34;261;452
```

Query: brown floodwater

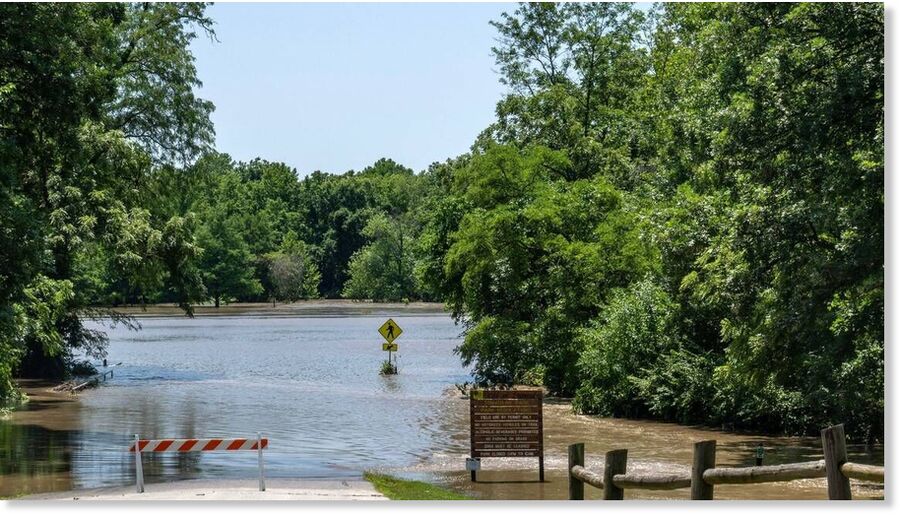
393;398;884;500
0;311;884;500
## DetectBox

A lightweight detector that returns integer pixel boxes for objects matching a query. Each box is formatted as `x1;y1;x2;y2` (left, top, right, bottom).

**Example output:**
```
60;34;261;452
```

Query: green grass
364;472;471;500
379;360;398;375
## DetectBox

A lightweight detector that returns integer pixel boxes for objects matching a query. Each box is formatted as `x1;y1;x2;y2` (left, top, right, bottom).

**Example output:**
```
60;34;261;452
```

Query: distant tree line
1;2;883;444
111;153;444;307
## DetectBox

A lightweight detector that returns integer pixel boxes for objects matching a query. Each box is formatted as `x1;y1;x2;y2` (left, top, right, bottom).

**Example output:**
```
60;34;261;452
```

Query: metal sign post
378;319;403;373
466;457;481;481
383;343;398;367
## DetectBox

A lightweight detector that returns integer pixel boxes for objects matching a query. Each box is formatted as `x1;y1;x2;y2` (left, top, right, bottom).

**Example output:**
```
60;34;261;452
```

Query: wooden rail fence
568;424;883;500
70;362;122;392
71;368;114;392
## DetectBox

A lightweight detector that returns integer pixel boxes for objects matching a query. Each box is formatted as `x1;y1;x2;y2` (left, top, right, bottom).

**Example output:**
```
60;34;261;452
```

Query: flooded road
395;399;884;500
1;311;469;497
0;310;884;499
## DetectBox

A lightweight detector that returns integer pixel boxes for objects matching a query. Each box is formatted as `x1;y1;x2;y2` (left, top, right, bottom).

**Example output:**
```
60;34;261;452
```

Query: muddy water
0;312;884;499
396;399;884;500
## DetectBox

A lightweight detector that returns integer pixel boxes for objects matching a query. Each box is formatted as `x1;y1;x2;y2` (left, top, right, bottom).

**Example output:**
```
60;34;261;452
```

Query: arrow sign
382;342;398;352
378;318;403;343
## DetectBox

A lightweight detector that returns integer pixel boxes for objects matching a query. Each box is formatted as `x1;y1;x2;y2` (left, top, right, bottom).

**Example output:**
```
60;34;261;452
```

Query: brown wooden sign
469;389;544;481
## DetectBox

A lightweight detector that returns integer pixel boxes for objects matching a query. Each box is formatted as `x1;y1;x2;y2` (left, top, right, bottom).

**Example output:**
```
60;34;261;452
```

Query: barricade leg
134;434;144;493
258;432;266;492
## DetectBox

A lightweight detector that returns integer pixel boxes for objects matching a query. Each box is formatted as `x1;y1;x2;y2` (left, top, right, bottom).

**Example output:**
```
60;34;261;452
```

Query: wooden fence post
603;449;628;500
691;440;716;500
822;424;852;500
568;443;585;500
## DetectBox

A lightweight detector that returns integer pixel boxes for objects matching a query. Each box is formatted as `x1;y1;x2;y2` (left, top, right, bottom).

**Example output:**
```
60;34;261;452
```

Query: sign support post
378;318;403;374
466;457;481;481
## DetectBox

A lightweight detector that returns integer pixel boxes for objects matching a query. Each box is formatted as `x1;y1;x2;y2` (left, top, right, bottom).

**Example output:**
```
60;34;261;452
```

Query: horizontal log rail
841;462;885;483
571;465;604;488
567;424;883;500
703;460;825;485
613;472;691;490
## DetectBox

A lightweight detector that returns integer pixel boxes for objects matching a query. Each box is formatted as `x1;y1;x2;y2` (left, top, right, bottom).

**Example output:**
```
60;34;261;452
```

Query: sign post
378;318;403;373
469;389;544;482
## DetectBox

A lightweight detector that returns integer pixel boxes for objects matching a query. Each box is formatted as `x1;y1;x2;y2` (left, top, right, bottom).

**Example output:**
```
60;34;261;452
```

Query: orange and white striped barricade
130;433;269;493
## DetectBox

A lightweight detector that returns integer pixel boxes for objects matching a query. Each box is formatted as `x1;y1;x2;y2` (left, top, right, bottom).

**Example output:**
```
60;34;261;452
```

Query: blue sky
190;2;514;175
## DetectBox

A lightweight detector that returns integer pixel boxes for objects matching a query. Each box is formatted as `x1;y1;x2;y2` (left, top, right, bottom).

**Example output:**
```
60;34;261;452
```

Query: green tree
264;232;320;303
573;278;683;418
429;1;884;440
343;212;418;302
196;211;261;308
657;2;884;439
482;1;649;183
442;144;656;393
1;2;214;401
296;159;418;297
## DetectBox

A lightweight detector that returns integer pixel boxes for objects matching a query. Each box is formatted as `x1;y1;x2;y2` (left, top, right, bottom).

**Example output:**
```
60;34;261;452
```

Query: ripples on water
1;314;471;496
0;313;884;500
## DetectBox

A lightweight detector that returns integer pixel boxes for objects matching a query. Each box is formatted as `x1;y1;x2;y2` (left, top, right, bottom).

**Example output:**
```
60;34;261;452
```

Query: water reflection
378;374;401;394
1;313;469;497
1;313;885;500
0;423;76;496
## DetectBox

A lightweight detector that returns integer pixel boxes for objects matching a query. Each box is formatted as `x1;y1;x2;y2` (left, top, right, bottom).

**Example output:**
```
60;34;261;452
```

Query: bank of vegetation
0;3;883;442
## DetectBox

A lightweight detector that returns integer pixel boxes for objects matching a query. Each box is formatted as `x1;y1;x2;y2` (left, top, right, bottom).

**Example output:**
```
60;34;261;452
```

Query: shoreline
82;299;450;318
13;478;387;501
4;382;885;501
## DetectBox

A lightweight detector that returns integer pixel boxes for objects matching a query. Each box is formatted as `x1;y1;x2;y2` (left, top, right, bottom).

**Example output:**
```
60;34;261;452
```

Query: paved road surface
17;478;387;501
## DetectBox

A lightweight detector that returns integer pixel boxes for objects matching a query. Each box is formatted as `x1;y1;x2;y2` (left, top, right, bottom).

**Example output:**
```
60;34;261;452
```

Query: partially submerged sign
469;389;544;481
378;318;402;375
378;318;403;343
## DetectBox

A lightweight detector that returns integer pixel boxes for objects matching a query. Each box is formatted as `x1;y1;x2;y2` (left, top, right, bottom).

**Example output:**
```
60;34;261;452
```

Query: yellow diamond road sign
382;342;398;352
379;318;402;343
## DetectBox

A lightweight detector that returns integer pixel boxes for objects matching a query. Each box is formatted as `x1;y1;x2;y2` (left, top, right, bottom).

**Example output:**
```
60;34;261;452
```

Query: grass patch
364;472;471;500
379;360;398;375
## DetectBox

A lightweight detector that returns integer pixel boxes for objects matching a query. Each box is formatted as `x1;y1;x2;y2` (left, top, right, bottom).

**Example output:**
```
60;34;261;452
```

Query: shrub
379;360;398;375
69;360;98;377
632;349;716;424
573;279;679;417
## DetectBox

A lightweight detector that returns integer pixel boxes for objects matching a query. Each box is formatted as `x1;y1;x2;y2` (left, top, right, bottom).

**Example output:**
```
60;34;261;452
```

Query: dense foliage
1;2;213;399
0;2;883;442
428;2;883;442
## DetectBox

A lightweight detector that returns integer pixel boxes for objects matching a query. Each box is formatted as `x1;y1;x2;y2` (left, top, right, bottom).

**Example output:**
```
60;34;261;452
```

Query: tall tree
0;2;214;398
196;209;261;308
482;1;648;183
658;2;884;439
441;144;656;392
263;232;320;304
343;212;418;302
